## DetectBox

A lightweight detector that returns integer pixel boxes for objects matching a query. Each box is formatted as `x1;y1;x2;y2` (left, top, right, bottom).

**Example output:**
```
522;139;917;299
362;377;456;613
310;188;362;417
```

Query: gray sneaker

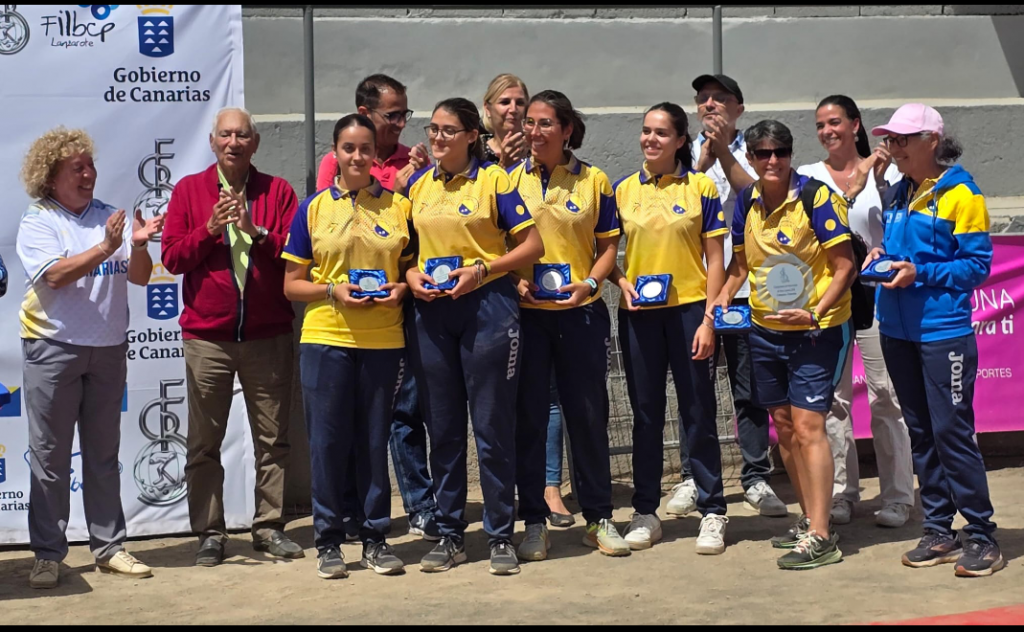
489;540;520;575
317;546;348;579
770;515;810;549
517;523;551;562
744;481;789;517
420;536;467;573
830;498;854;525
29;559;59;589
361;542;405;575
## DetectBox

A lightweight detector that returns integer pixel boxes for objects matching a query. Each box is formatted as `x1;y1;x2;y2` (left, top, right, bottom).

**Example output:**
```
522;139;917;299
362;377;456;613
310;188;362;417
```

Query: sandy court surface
1;466;1022;625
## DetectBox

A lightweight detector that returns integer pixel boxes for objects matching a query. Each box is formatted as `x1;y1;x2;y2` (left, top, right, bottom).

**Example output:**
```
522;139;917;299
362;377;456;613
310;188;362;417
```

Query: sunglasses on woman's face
751;147;793;161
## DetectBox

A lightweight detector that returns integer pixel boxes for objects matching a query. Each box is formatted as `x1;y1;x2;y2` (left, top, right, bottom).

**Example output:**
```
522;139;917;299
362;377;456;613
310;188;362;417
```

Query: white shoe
622;513;662;550
695;514;729;555
875;503;912;528
96;550;153;578
830;498;854;525
743;481;789;517
665;479;698;517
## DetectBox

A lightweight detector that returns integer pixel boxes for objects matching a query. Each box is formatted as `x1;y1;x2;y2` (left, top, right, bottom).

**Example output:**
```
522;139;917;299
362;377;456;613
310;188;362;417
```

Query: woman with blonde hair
481;73;529;168
16;126;163;588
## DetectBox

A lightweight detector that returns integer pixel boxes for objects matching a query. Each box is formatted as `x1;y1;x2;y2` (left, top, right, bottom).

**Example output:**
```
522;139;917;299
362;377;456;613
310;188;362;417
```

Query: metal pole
303;5;315;197
713;5;723;74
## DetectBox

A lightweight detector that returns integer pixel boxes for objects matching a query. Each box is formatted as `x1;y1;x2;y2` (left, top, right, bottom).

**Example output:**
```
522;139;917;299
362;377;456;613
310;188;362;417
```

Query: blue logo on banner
0;387;21;418
0;444;7;484
147;283;179;320
138;14;173;57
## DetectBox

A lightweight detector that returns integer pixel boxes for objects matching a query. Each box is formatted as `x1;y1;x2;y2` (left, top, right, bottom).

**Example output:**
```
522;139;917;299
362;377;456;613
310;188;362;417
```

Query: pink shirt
315;144;426;192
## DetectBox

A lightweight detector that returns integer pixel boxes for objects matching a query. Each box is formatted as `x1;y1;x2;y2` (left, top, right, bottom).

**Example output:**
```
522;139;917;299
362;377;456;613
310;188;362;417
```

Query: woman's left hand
882;261;917;289
373;282;408;308
691;323;716;361
132;208;164;247
764;309;815;327
553;282;591;308
446;266;481;300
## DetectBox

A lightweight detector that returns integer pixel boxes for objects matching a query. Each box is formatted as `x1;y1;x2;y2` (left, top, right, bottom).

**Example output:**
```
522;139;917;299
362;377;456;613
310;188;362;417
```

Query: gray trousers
23;337;129;562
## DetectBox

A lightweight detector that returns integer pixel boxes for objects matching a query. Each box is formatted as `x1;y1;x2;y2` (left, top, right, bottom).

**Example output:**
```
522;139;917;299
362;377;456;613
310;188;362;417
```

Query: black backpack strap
800;177;827;225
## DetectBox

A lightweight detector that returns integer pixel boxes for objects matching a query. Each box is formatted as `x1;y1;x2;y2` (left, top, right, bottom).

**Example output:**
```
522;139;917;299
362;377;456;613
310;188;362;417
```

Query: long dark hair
645;102;693;170
817;95;870;158
332;113;377;148
528;90;586;150
433;97;485;161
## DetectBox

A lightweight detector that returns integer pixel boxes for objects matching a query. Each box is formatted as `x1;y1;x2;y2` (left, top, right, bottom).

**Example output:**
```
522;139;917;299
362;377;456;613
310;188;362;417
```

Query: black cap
692;74;744;104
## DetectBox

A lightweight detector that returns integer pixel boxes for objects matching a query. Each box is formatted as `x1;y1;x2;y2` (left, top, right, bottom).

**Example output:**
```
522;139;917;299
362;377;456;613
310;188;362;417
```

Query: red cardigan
161;163;298;342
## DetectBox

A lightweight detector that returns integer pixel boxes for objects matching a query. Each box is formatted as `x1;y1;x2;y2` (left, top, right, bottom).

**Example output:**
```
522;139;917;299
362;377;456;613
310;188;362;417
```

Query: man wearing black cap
663;74;788;520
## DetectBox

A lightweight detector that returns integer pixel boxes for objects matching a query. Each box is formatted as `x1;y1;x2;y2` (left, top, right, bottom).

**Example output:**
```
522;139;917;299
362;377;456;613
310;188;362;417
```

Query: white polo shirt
16;198;134;347
692;131;757;298
796;161;903;251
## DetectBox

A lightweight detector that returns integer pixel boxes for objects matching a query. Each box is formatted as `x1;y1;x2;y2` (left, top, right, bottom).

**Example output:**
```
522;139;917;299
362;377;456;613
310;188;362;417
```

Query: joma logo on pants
507;328;520;380
949;351;964;405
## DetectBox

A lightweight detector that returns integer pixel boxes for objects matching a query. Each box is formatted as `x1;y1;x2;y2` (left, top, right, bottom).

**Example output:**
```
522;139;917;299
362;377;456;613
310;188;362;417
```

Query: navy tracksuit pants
407;277;521;544
880;333;997;544
516;301;614;526
299;343;404;550
619;301;726;516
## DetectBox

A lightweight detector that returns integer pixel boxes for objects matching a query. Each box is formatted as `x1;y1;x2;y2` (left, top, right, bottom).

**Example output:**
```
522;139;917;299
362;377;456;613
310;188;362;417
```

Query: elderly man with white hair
161;107;302;566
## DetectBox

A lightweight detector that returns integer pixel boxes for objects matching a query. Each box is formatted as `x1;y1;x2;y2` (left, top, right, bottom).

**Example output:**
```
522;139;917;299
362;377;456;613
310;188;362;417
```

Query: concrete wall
241;7;1024;199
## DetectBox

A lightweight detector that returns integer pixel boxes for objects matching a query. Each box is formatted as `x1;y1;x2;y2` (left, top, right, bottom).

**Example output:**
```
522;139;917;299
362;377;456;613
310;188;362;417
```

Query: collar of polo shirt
639;160;688;184
330;176;384;200
524;153;582;176
433;156;481;182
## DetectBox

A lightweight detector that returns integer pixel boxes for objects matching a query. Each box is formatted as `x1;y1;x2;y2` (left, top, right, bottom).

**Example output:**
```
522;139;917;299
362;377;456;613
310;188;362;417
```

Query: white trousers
825;322;915;506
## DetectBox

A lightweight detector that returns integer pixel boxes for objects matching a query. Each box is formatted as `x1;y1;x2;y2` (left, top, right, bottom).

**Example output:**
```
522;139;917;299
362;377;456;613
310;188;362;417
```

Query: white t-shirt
16;198;134;347
692;131;758;298
796;161;903;251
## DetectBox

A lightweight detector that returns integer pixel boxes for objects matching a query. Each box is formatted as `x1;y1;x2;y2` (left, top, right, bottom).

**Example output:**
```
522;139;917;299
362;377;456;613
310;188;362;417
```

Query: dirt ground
2;465;1022;625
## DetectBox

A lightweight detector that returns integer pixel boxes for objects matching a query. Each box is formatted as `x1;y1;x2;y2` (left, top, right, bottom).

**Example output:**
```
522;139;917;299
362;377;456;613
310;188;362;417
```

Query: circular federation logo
0;5;30;56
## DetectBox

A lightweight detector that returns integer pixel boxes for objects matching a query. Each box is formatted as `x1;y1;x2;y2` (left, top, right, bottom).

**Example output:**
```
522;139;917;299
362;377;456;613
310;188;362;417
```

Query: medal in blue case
860;255;907;284
534;263;571;300
713;305;752;333
350;269;390;298
424;256;462;291
633;274;672;306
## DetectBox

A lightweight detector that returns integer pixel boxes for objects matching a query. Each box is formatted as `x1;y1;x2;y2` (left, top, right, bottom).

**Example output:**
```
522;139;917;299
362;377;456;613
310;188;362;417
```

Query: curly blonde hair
20;126;96;199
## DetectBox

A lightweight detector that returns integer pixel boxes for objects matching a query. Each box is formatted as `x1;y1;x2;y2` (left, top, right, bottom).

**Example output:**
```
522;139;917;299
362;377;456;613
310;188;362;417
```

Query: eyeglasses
884;132;931;148
695;92;735;105
424;125;467;141
373;109;414;124
751;147;793;161
522;118;558;132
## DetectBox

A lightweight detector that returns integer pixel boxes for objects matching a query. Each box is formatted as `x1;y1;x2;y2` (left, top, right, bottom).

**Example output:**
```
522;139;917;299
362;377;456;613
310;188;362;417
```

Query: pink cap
871;103;944;137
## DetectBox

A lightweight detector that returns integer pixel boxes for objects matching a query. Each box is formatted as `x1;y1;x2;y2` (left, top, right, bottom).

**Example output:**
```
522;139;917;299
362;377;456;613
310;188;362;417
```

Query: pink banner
851;235;1024;438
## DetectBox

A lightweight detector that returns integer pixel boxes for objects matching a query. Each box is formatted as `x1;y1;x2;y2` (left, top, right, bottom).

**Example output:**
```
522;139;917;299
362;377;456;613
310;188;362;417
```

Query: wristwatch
254;225;269;243
584;277;599;297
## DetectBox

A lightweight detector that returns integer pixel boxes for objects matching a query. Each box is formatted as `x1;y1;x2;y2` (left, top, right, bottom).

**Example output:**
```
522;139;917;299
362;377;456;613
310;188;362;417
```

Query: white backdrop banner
0;4;256;544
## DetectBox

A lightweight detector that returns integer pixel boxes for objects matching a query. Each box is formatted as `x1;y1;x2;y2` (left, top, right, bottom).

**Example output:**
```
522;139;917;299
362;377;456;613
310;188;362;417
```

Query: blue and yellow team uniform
732;172;852;331
404;157;533;545
614;163;728;309
507;154;620;527
508;155;620;309
732;172;854;413
613;162;728;519
283;177;410;550
406;157;533;287
876;164;996;545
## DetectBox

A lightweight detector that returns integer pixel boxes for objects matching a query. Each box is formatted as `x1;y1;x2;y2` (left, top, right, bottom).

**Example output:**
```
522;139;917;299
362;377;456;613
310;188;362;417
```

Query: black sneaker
489;540;520;576
419;536;467;573
902;529;963;568
954;538;1005;578
317;546;348;579
770;515;809;549
342;516;360;543
408;511;442;542
777;532;842;570
361;542;405;575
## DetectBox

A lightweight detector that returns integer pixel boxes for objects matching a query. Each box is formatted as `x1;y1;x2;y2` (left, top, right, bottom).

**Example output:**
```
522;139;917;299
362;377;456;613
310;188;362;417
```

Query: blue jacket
0;252;8;298
877;165;992;342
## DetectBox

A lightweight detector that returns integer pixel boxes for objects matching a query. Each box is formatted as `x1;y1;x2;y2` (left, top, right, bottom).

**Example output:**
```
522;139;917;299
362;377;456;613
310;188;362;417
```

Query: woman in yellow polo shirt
507;90;630;562
609;102;729;556
403;97;544;576
712;119;856;571
283;114;413;581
